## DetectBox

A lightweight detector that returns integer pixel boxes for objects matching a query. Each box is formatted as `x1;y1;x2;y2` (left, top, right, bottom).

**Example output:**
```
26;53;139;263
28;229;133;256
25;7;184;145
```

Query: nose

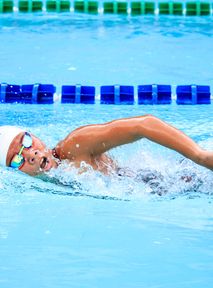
25;149;40;165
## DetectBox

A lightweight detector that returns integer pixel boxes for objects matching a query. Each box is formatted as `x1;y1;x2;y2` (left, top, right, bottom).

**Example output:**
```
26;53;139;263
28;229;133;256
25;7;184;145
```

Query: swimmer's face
6;132;58;176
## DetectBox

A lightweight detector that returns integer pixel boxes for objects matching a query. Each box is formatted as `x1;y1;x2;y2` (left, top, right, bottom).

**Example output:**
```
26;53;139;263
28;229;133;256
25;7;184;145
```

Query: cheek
20;162;41;176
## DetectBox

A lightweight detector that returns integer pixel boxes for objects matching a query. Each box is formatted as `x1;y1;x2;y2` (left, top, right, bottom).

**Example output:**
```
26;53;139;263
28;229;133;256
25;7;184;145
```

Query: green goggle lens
10;154;25;168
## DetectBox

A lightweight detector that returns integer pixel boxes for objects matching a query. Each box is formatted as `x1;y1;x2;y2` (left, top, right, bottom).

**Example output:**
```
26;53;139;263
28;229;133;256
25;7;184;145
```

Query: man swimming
0;114;213;177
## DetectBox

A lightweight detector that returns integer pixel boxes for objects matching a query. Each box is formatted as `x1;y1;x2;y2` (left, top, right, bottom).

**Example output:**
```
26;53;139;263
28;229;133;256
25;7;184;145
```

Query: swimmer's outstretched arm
58;114;213;170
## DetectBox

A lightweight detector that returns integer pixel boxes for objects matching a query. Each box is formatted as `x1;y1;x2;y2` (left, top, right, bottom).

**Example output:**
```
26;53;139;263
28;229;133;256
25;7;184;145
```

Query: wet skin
6;133;57;176
6;115;213;176
6;132;117;176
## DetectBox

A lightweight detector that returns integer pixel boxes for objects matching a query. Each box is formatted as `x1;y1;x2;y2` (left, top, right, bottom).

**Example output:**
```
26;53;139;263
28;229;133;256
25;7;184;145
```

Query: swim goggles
10;132;33;169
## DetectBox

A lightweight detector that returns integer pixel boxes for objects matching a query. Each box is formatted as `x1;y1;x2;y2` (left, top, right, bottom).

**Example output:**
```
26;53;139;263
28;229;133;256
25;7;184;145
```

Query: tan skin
6;114;213;176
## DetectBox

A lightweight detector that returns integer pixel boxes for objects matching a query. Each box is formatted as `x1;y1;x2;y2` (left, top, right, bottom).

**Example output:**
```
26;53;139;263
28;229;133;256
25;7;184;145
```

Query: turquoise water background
0;14;212;89
0;14;213;288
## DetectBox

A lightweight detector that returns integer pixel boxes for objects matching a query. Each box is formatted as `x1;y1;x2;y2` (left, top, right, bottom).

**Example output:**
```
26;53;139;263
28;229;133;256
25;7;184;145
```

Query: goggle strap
18;146;24;155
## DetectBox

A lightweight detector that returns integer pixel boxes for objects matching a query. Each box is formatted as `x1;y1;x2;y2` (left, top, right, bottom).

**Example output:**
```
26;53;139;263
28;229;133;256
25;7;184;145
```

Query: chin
22;167;46;176
30;169;44;176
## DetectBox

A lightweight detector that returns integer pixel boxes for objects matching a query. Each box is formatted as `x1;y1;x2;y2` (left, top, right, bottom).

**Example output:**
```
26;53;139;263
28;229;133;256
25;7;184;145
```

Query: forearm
139;115;209;168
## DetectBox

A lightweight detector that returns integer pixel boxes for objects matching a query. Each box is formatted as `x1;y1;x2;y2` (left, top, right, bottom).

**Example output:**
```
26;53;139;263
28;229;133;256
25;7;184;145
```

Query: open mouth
40;156;49;170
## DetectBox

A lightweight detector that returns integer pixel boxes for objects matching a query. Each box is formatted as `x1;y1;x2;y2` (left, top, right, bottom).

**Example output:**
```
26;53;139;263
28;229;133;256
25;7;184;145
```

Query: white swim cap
0;126;24;166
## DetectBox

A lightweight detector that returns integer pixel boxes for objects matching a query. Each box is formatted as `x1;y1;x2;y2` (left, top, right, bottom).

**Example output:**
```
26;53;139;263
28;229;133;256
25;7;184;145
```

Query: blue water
0;14;213;89
0;14;213;288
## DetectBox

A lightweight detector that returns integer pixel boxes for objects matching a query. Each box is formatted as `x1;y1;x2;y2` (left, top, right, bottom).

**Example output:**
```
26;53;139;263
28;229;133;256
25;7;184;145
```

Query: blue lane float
0;83;212;104
100;85;134;104
138;84;172;104
22;84;56;104
61;85;95;104
0;83;56;104
176;85;211;104
0;83;20;103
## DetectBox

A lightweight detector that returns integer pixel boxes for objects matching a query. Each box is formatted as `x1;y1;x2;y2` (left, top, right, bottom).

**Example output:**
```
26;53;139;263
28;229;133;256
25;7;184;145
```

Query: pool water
0;14;213;288
0;14;213;89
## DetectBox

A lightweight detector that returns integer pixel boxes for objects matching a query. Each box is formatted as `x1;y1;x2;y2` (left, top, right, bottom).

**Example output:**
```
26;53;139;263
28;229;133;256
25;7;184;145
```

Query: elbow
139;114;158;132
131;115;152;139
142;114;158;124
143;114;155;119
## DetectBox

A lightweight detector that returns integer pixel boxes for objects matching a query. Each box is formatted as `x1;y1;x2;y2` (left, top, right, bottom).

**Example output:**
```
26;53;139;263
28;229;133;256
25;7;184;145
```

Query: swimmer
1;114;213;177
